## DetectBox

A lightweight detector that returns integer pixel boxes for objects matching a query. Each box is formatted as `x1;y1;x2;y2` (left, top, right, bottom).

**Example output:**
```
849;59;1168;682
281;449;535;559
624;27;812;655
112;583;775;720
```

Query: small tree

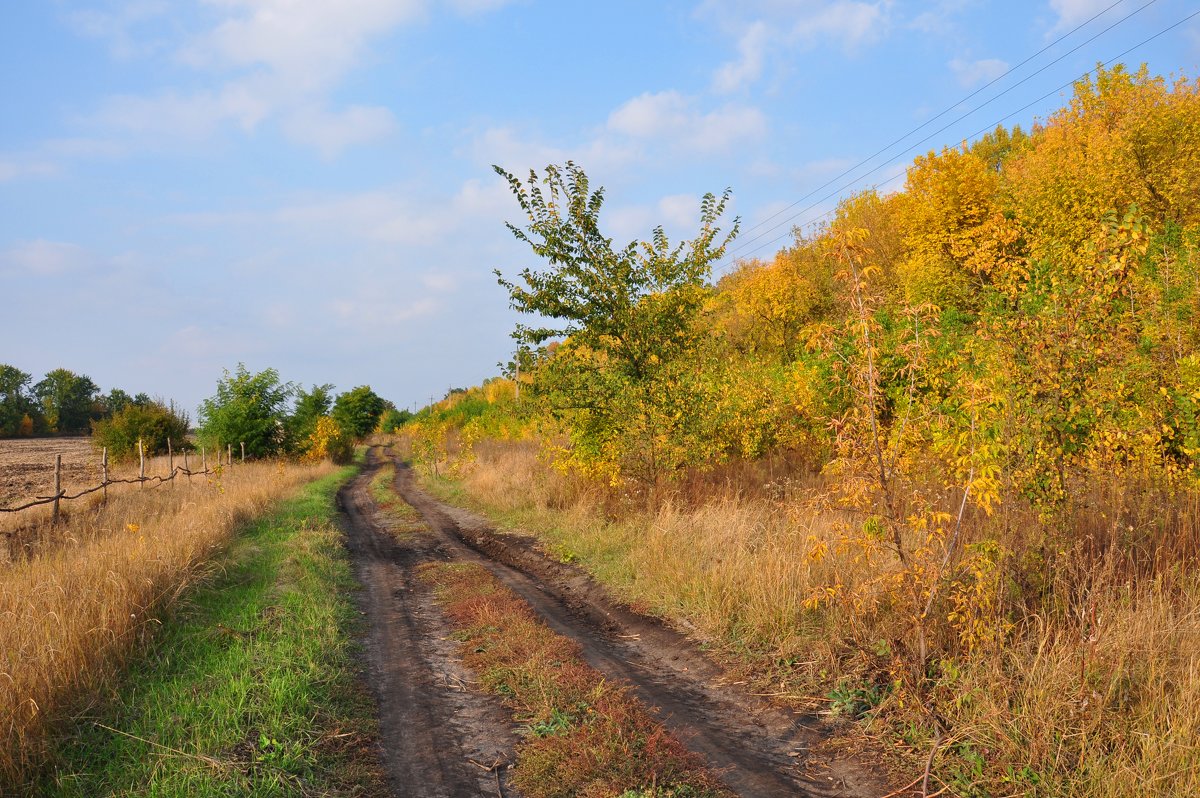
92;400;190;461
0;365;40;437
332;385;387;440
34;368;100;434
289;383;335;452
196;364;294;458
493;161;738;485
378;407;413;433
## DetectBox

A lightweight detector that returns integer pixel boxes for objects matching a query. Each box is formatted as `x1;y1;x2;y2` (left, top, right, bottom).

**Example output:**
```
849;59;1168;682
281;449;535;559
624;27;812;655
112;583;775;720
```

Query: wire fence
0;439;246;522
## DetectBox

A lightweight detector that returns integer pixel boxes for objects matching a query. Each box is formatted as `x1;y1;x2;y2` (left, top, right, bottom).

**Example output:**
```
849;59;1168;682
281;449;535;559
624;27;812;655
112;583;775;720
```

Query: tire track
386;453;895;798
338;453;520;797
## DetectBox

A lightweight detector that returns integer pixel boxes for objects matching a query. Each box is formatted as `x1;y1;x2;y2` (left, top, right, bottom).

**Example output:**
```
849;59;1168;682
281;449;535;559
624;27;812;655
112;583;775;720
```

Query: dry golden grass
429;439;1200;798
0;458;335;786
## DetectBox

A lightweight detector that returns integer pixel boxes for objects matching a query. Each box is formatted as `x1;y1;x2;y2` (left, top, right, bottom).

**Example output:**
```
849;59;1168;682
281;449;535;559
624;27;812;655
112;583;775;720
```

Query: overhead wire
730;0;1144;246
710;0;1171;271
714;3;1200;275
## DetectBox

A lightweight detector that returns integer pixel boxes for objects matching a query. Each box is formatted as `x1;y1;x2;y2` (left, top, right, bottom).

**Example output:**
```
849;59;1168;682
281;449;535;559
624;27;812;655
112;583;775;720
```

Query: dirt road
340;448;897;797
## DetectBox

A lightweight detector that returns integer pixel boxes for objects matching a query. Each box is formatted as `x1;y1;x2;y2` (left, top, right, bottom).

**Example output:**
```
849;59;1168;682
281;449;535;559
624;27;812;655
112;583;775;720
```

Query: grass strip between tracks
39;465;389;798
419;560;729;798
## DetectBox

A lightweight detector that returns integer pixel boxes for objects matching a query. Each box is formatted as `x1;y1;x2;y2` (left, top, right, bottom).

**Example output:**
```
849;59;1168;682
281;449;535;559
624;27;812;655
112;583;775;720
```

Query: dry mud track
341;447;897;797
339;453;519;797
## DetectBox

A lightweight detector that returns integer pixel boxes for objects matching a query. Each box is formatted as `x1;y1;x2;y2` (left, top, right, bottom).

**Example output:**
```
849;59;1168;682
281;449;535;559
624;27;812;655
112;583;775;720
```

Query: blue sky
2;0;1198;416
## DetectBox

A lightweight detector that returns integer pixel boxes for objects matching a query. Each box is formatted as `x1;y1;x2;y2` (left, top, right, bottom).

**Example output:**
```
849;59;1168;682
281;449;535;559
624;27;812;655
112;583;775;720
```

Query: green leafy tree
0;364;40;437
34;368;100;434
493;161;738;484
103;388;134;416
92;400;190;461
378;407;413;433
289;383;335;452
332;385;387;440
196;364;294;458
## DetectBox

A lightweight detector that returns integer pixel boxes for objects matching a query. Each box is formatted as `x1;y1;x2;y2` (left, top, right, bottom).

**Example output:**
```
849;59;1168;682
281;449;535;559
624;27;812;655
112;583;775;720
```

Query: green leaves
494;162;739;485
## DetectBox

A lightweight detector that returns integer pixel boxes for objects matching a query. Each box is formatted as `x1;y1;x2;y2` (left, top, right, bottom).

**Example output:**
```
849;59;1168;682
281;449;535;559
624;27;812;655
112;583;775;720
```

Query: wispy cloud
607;91;766;153
949;56;1009;88
703;1;894;92
63;0;515;157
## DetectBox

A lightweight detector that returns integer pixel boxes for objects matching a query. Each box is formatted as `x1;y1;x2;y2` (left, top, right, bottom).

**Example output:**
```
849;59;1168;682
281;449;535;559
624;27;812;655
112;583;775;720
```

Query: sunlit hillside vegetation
405;65;1200;797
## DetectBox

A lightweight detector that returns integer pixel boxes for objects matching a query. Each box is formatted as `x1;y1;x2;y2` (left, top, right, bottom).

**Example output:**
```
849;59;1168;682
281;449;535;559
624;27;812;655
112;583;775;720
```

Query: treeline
191;364;405;465
0;362;405;464
0;364;170;438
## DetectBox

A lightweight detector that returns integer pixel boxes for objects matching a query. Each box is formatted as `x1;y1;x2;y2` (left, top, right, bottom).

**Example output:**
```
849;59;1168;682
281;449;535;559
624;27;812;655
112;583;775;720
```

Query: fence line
0;439;243;517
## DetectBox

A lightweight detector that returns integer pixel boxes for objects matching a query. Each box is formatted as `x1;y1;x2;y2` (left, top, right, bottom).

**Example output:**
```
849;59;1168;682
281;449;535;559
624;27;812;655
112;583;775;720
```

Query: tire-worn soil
339;452;521;797
341;447;902;798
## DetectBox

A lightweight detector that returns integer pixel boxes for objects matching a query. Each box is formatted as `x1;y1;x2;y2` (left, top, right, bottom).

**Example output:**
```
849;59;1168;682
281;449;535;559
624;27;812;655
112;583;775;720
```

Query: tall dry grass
430;439;1200;797
0;459;335;787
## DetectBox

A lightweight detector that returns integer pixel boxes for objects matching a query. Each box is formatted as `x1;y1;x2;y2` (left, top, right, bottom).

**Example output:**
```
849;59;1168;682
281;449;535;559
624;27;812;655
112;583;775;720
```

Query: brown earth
0;438;100;508
342;446;905;798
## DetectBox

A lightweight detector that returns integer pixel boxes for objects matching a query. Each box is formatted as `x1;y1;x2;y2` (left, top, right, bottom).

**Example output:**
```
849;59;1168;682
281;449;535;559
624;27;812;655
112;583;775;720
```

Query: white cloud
281;104;398;159
791;1;889;49
330;296;439;328
607;91;766;153
180;0;427;90
67;0;511;156
713;21;768;93
0;240;95;276
0;158;59;182
1048;0;1113;32
65;0;170;59
949;57;1009;88
702;2;892;91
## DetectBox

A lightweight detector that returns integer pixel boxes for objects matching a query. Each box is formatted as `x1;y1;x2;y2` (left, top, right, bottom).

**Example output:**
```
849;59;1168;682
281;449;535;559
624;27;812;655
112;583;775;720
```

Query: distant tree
289;383;335;451
34;368;100;434
0;364;40;437
92;400;190;461
104;388;134;416
332;385;387;440
196;364;294;458
378;407;413;433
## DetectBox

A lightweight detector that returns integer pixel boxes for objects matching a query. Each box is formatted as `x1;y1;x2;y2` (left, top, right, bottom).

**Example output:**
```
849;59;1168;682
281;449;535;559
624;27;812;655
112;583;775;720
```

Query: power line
715;3;1200;271
720;0;1161;267
715;3;1198;274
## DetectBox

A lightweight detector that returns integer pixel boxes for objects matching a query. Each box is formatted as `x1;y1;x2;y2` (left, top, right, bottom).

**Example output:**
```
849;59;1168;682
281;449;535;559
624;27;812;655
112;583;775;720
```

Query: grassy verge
419;561;727;798
38;466;387;798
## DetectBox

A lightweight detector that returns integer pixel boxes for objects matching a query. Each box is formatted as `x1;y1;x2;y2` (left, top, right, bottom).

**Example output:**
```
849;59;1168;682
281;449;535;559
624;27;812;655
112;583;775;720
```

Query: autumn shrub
90;400;189;461
303;415;353;464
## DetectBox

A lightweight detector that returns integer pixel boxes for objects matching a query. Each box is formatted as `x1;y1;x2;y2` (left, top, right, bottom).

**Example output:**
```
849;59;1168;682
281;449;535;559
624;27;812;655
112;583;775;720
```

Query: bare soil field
0;438;103;508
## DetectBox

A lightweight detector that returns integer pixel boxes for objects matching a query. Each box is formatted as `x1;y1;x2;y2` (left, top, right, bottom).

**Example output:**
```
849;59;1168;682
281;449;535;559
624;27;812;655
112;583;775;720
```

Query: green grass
40;466;387;798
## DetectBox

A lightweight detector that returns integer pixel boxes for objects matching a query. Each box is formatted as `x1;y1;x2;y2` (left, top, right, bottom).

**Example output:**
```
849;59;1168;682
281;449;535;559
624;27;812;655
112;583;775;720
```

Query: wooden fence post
202;446;207;472
240;442;245;464
138;438;145;487
184;448;191;483
168;438;174;486
227;444;232;466
52;454;62;525
102;447;108;503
